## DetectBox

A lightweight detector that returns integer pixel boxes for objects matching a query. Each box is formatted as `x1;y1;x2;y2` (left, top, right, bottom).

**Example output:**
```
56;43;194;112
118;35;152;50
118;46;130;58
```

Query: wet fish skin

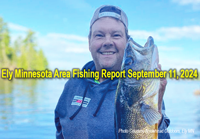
115;36;161;139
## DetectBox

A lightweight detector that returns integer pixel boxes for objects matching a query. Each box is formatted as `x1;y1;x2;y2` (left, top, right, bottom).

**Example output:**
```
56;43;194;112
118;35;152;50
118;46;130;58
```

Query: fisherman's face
89;17;127;71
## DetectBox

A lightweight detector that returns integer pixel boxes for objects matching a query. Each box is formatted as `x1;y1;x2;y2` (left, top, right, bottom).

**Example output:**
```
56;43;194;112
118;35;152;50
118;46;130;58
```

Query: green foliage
36;49;48;70
0;18;11;66
0;17;48;70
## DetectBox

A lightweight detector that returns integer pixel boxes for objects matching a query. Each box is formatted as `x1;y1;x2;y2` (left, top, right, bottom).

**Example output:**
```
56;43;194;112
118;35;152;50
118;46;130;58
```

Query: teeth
101;52;114;55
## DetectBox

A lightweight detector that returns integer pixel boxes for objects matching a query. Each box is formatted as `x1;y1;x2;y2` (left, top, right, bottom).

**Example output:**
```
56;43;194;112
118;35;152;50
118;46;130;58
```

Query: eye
95;34;103;37
113;34;121;38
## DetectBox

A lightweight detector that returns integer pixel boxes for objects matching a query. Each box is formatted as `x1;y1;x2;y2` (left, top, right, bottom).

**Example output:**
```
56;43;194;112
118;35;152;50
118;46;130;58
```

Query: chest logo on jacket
71;96;91;107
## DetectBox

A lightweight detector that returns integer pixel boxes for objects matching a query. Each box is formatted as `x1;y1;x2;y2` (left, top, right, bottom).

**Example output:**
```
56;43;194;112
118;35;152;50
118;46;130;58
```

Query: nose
102;35;114;48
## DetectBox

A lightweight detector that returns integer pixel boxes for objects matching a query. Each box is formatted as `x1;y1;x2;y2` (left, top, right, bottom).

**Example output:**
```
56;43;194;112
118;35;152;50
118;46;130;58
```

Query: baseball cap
90;5;128;30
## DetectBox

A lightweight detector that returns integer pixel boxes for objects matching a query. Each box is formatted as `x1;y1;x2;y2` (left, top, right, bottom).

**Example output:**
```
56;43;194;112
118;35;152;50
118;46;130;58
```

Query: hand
157;64;167;126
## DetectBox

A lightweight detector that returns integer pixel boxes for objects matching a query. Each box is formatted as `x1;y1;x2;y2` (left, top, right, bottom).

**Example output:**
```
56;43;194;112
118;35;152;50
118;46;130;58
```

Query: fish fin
140;103;161;125
143;79;160;100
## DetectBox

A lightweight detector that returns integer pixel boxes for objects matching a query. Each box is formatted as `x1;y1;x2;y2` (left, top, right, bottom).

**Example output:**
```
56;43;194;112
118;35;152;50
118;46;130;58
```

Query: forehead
91;17;126;33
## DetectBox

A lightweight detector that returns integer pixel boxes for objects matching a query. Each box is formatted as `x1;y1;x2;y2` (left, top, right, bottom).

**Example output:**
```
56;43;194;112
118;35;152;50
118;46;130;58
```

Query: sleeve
158;100;171;139
55;110;64;139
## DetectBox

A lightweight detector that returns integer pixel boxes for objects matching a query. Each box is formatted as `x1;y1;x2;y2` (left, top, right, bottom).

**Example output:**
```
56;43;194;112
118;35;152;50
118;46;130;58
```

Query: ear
88;39;91;52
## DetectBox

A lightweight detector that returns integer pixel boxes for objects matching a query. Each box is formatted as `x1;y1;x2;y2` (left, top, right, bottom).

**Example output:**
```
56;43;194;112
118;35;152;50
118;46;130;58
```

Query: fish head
121;36;159;83
118;36;159;106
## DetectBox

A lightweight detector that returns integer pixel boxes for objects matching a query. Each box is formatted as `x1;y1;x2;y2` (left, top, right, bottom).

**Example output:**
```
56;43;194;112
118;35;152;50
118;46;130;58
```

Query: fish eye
125;57;133;66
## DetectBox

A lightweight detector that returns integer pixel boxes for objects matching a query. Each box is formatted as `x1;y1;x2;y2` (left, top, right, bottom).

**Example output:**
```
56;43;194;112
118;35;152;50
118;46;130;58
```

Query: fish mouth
99;51;116;55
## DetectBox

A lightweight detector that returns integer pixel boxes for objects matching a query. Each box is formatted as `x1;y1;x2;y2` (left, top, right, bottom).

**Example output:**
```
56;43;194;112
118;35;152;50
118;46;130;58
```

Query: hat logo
99;12;120;19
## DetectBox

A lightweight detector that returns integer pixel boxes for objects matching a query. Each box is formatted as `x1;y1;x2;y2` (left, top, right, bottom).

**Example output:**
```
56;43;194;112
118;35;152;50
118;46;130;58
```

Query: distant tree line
0;17;48;70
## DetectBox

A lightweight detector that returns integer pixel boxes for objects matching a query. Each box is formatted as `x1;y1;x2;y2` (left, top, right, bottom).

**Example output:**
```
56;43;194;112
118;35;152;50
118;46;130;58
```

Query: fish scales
115;37;161;139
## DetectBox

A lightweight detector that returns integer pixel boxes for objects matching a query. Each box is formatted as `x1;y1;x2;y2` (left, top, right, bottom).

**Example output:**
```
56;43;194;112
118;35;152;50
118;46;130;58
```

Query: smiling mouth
100;52;116;55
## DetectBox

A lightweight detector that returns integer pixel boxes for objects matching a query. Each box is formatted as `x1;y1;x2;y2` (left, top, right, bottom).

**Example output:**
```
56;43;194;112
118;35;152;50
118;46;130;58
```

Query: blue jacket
55;61;170;139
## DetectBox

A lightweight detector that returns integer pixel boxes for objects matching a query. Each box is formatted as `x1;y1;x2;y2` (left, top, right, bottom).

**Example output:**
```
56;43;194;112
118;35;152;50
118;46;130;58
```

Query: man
55;5;170;139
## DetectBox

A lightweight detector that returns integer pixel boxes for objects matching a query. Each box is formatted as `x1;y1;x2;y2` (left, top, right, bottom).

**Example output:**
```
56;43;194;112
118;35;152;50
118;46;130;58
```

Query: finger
160;78;167;89
158;73;167;115
159;78;167;101
157;64;161;71
158;64;161;69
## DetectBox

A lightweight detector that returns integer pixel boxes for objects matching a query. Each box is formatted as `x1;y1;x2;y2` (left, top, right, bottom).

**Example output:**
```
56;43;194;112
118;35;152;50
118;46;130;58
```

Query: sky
0;0;200;71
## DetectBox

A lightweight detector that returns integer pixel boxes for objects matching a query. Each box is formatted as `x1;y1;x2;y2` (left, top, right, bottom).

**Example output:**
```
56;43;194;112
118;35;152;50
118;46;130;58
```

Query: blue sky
0;0;200;70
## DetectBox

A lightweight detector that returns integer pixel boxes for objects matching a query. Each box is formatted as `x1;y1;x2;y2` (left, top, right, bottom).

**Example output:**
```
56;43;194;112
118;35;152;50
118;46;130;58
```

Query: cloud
63;0;92;10
129;25;200;41
6;23;90;69
7;23;29;32
47;33;88;42
160;58;200;70
159;46;183;51
172;0;200;5
38;33;89;52
65;44;89;53
7;22;32;44
172;0;200;10
37;33;91;69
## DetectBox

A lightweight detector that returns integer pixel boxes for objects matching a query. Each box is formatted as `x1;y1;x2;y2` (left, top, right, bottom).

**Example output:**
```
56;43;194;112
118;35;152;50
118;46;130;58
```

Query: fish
115;36;161;139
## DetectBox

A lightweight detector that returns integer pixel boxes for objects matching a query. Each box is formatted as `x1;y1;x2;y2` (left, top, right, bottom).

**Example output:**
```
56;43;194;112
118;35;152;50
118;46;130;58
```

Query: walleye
115;36;161;139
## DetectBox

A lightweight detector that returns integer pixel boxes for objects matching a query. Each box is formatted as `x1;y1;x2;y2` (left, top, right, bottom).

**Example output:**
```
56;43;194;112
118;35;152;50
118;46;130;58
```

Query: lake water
0;79;200;139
